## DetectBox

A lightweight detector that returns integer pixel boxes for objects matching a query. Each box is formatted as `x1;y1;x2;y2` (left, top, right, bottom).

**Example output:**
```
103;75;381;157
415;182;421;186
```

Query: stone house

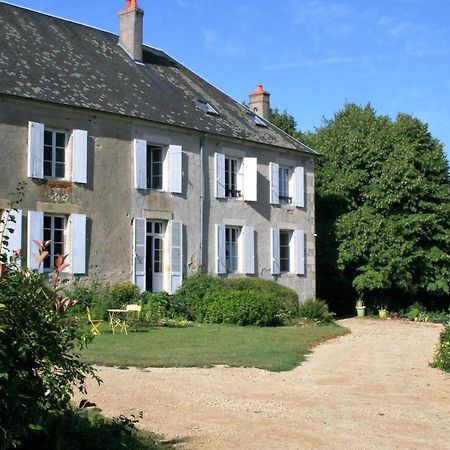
0;1;317;301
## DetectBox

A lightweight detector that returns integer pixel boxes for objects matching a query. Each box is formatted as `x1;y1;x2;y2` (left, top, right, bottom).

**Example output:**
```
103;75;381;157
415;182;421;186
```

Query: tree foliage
270;107;302;139
304;103;450;311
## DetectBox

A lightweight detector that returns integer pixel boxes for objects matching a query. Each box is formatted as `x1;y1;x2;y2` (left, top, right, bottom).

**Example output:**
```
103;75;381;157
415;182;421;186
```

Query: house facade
0;1;317;301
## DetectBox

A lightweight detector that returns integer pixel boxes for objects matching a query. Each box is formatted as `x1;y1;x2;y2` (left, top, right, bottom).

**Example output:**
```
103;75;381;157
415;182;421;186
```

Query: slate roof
0;2;316;154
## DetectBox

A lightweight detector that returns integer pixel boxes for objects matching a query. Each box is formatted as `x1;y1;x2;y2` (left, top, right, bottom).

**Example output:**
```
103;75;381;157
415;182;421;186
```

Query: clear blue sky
6;0;450;162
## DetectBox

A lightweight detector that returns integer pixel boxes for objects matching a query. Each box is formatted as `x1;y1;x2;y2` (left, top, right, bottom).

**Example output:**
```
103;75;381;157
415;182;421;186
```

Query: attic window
198;99;219;116
248;112;267;127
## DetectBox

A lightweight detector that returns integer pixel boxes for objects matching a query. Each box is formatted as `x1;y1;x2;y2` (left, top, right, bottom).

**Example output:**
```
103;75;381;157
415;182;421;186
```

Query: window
225;157;241;198
147;145;163;190
215;224;254;275
214;153;257;201
28;122;88;183
271;228;305;275
279;167;292;205
0;208;23;264
132;219;183;294
44;129;67;179
225;226;241;272
198;99;219;116
247;112;267;127
133;140;183;193
270;163;304;207
27;211;87;274
43;214;66;271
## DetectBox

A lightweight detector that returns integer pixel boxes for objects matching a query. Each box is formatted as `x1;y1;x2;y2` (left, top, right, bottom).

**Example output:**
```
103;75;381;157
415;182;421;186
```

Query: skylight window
198;99;219;116
248;112;267;127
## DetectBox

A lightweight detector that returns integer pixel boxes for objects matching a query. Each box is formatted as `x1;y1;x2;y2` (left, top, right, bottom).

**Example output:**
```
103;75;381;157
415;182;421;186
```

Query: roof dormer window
198;99;220;116
248;112;267;127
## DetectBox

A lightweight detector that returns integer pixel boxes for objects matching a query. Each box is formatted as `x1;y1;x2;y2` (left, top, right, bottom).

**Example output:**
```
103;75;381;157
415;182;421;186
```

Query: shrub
432;324;450;373
203;290;281;326
110;282;140;306
0;268;97;448
21;407;161;450
298;298;335;324
221;278;299;323
140;291;178;323
174;273;222;320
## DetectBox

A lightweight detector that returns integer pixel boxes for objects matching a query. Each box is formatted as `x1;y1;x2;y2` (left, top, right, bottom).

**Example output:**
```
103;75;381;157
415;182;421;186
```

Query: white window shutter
2;209;22;265
133;218;146;292
71;214;87;274
134;139;147;189
28;121;44;179
271;228;280;275
168;220;183;293
27;210;44;272
243;226;255;275
243;157;258;202
168;145;183;194
270;162;280;205
294;230;306;275
72;129;88;184
215;223;226;274
294;166;305;208
214;153;225;199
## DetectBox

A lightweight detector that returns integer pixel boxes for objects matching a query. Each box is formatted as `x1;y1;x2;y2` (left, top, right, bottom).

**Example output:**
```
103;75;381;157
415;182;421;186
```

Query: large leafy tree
303;104;450;311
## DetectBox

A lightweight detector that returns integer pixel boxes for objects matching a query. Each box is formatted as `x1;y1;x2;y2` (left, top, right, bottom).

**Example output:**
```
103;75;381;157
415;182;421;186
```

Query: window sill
44;179;73;188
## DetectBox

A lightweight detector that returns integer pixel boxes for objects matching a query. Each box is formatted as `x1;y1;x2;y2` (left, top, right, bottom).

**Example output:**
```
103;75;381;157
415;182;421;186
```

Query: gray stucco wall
0;96;315;301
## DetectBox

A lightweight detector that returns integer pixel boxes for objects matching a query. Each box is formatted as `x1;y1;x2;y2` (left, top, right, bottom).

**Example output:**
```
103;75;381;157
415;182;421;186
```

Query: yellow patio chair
126;304;142;318
87;307;103;335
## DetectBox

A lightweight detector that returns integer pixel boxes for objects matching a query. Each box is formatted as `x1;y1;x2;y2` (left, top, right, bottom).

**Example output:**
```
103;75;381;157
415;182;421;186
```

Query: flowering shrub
432;324;450;373
0;243;98;448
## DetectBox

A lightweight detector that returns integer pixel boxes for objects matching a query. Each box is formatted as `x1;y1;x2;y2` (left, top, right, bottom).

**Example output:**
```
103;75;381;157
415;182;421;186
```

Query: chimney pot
249;85;270;120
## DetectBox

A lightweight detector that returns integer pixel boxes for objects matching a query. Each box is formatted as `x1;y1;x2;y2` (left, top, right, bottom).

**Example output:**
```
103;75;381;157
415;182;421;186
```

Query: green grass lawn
81;323;349;372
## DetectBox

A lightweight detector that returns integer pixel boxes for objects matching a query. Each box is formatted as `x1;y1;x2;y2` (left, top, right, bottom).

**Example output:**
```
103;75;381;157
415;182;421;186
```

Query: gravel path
74;319;450;449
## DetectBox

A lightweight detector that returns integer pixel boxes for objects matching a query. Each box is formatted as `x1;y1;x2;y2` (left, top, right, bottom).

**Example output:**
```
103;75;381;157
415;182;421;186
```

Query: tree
304;103;450;312
269;108;302;139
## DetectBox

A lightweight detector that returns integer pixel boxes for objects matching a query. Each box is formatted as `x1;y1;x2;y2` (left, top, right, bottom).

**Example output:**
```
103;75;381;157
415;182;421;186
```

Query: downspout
199;134;206;271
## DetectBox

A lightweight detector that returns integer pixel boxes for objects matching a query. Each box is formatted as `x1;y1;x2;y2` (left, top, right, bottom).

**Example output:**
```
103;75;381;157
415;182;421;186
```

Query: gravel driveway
75;319;450;449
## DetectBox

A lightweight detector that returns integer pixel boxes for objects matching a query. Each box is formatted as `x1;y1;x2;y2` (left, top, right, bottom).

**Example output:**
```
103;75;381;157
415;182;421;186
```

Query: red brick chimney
249;85;270;120
118;0;144;62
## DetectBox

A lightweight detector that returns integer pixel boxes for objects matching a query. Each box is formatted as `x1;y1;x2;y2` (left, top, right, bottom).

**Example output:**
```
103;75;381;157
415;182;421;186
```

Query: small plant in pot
356;298;366;317
378;305;387;319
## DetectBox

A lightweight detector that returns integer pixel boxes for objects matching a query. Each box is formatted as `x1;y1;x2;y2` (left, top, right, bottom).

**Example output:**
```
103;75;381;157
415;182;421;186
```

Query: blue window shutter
215;223;226;274
168;145;183;194
134;139;147;189
214;153;225;199
28;121;44;179
294;166;305;208
71;213;87;274
27;210;44;272
243;157;257;202
133;218;146;292
243;225;255;275
2;209;22;266
270;162;280;205
169;220;183;293
271;228;280;275
72;129;88;184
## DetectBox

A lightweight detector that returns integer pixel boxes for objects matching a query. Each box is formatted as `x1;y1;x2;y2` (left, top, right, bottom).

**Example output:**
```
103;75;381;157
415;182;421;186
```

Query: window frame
43;128;68;180
279;166;293;205
43;213;67;272
225;226;241;273
224;156;242;198
146;144;165;190
279;229;292;273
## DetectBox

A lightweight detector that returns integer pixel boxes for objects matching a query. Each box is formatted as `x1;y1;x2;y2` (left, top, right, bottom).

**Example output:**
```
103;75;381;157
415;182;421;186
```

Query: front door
146;221;165;292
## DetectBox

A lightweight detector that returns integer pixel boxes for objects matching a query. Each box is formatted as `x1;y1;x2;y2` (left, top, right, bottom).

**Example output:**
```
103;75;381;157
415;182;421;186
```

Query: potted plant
356;299;366;317
378;306;387;319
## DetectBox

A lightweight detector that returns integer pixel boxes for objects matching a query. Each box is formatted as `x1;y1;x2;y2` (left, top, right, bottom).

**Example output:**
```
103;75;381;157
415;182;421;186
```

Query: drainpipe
199;135;206;271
